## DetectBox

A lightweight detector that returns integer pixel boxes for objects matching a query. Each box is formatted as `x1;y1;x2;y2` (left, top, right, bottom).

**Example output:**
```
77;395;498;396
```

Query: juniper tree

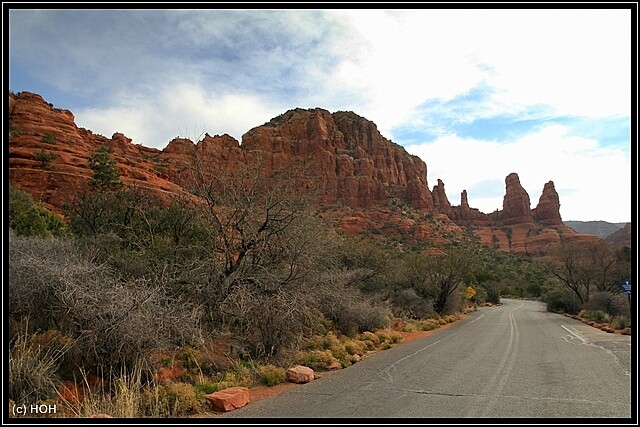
88;145;122;191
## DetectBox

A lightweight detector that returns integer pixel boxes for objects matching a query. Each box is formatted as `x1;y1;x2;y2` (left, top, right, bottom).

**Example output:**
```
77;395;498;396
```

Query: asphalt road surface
224;298;633;419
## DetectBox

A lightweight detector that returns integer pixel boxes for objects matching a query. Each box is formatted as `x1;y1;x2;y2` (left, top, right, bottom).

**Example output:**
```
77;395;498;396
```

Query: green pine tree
88;146;122;191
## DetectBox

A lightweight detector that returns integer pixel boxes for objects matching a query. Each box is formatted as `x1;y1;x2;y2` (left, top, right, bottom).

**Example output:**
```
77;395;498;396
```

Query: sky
7;8;633;223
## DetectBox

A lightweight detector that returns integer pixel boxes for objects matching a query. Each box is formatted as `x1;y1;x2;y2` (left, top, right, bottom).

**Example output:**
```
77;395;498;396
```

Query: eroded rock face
8;91;599;257
432;179;452;216
8;91;190;213
501;173;534;226
242;108;434;209
449;190;490;226
428;175;598;255
532;181;562;226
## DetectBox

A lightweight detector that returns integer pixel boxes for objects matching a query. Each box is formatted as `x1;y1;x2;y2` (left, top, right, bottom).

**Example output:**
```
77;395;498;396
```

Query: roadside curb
562;313;632;335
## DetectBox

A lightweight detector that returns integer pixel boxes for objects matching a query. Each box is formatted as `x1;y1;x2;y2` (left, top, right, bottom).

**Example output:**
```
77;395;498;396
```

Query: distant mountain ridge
563;221;627;239
604;223;632;249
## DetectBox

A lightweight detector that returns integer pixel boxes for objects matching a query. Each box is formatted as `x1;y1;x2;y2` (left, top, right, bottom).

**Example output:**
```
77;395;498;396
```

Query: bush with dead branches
9;236;203;372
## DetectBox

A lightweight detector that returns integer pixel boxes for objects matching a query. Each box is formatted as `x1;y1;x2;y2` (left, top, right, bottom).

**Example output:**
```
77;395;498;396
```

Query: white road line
467;313;485;325
561;325;587;343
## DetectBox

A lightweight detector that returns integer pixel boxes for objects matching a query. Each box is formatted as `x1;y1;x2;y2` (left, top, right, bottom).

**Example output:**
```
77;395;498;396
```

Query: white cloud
75;83;283;148
328;10;486;137
406;125;631;223
326;9;630;138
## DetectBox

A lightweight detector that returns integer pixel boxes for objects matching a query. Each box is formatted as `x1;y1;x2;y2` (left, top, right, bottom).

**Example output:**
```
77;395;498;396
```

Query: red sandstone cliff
241;108;434;209
500;173;535;226
532;181;563;226
8;91;599;256
432;173;599;255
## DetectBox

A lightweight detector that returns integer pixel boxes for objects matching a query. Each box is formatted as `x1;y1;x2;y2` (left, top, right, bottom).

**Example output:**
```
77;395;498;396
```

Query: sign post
621;280;631;317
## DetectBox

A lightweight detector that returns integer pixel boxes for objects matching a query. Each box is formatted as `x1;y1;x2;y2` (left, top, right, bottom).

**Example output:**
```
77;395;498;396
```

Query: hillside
564;220;626;239
8;91;600;256
605;223;632;249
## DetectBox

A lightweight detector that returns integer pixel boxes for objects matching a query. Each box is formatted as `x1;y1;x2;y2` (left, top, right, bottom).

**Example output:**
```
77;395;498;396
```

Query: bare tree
184;151;315;303
548;240;618;304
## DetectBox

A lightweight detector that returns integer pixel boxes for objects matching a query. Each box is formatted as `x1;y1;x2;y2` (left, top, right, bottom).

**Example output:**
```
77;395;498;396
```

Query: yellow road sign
466;286;476;299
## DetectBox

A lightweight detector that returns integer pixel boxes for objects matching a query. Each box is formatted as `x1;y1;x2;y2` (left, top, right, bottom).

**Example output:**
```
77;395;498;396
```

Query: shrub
444;314;458;323
11;205;65;238
611;316;631;330
222;284;319;358
544;286;582;315
402;321;421;332
194;381;217;395
297;350;335;370
388;332;403;344
418;318;441;331
9;236;203;373
258;365;286;387
483;282;501;305
375;330;403;345
318;291;390;337
9;185;66;237
305;335;324;351
342;339;367;356
154;381;201;416
588;310;606;323
34;149;57;167
210;360;257;389
9;123;21;136
360;331;380;345
41;132;56;144
88;146;122;191
587;292;629;317
389;288;434;319
177;347;201;374
441;288;465;315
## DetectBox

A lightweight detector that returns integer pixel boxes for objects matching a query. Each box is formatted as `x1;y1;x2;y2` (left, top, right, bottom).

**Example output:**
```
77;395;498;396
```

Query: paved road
224;299;632;419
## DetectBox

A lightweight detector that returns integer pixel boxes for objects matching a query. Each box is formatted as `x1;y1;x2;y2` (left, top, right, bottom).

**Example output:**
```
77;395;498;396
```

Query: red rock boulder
205;387;250;412
286;366;315;384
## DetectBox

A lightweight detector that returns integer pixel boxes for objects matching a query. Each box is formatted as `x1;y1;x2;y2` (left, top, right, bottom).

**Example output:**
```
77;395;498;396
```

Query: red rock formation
532;181;562;225
449;190;490;226
8;91;600;257
8;91;191;214
431;175;598;255
432;179;452;216
241;108;434;209
500;173;534;226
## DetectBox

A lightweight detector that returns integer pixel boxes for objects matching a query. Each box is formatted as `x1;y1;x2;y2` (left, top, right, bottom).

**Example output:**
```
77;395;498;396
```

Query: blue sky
8;8;632;222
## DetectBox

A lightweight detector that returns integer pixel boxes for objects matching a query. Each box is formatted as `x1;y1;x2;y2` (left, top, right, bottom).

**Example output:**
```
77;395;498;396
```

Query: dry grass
9;326;72;403
60;361;205;418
